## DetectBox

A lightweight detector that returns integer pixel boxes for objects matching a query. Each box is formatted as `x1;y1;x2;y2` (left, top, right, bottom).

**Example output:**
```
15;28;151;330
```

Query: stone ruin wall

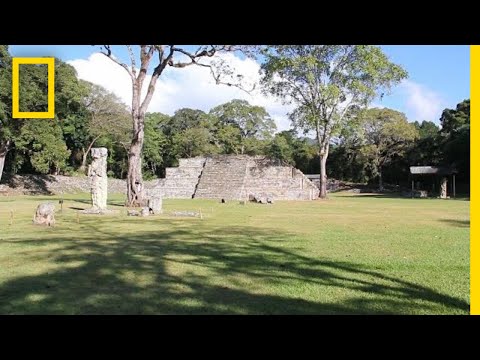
150;157;206;199
243;157;319;200
0;174;154;196
151;155;319;200
1;156;319;200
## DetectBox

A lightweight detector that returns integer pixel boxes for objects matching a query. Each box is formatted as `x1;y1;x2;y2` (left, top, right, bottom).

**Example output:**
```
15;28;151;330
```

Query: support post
411;179;414;198
453;174;456;198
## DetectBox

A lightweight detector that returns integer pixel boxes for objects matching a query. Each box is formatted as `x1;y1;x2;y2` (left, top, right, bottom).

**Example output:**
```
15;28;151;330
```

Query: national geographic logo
12;57;55;119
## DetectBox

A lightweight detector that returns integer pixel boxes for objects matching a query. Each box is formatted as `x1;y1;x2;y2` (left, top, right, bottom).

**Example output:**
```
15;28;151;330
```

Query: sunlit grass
0;192;469;314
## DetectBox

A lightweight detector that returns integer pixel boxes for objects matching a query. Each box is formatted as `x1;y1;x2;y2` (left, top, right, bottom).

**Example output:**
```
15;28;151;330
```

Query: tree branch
101;45;135;83
86;134;102;156
137;45;156;96
139;46;175;115
126;45;137;77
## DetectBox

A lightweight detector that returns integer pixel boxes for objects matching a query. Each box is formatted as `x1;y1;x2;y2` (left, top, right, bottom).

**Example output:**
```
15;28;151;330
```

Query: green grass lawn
0;192;470;314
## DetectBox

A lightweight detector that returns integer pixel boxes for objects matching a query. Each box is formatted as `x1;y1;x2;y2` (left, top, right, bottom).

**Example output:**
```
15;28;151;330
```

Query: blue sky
8;45;470;129
378;45;469;120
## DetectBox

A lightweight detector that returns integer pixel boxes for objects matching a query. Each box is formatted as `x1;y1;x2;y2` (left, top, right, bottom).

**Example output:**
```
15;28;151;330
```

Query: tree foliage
14;119;71;174
210;99;276;154
359;108;418;189
261;45;407;197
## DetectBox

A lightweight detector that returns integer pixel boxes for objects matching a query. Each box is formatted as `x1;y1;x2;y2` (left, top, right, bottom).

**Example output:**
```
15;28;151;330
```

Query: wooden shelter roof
409;166;457;175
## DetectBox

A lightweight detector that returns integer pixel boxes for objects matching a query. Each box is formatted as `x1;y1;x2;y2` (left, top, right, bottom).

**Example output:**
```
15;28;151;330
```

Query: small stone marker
148;196;163;215
33;202;55;226
140;207;150;217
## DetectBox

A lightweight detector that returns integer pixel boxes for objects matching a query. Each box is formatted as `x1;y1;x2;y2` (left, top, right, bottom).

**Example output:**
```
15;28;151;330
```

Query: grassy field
0;192;470;314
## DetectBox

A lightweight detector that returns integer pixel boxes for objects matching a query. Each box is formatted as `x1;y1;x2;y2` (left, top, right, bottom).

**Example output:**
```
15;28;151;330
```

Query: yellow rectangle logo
12;57;55;119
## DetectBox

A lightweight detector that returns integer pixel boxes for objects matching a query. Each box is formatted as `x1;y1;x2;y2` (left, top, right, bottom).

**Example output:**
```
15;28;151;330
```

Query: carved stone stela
89;147;108;210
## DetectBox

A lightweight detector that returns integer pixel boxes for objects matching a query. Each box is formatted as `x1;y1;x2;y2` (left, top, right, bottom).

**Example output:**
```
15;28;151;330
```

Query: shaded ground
0;193;470;314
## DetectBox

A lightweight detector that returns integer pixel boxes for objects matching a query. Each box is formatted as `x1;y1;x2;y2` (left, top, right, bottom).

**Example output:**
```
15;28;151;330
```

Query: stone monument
145;188;163;215
440;177;448;199
148;196;163;214
81;147;112;214
33;202;55;226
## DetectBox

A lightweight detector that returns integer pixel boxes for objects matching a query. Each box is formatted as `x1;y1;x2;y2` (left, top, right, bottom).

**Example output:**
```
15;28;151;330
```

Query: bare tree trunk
127;112;146;206
102;45;221;206
0;141;10;183
80;148;87;173
316;135;330;199
0;152;6;183
378;166;384;191
319;154;327;198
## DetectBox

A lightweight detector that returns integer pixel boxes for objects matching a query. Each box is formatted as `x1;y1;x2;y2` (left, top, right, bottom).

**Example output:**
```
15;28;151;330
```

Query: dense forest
0;45;470;193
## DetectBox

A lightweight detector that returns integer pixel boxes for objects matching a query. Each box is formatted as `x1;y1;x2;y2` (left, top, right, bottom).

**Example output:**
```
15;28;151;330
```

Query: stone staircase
154;157;206;198
193;155;249;200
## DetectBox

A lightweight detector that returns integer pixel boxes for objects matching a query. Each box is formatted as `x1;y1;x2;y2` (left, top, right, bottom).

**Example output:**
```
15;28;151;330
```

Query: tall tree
439;99;470;135
268;134;294;164
0;45;12;182
101;45;252;206
359;108;418;190
78;82;131;172
261;45;407;198
413;120;440;139
167;108;209;134
174;127;218;158
209;99;276;154
439;99;470;184
14;119;71;175
0;48;86;181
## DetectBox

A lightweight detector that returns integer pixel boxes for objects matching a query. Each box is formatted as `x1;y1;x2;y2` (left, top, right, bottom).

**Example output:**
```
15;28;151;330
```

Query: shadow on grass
334;193;406;199
71;199;125;208
335;193;470;201
439;219;470;228
0;219;469;314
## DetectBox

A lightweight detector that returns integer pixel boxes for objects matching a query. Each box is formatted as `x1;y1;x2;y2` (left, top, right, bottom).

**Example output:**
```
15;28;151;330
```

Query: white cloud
400;80;446;122
68;53;449;130
68;52;294;132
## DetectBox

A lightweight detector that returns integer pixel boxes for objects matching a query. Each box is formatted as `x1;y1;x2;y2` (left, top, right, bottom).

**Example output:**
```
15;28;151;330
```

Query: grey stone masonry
153;157;206;198
194;156;249;200
242;157;318;200
0;174;157;196
152;154;319;200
